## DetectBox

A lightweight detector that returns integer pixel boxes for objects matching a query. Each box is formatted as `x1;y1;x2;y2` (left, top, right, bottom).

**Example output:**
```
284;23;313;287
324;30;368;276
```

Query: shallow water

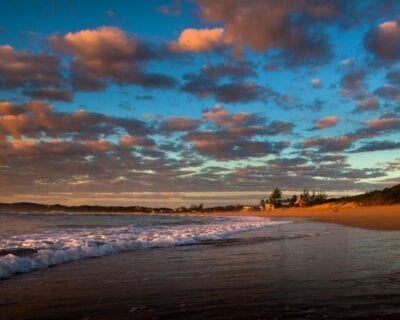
0;214;399;319
0;213;286;279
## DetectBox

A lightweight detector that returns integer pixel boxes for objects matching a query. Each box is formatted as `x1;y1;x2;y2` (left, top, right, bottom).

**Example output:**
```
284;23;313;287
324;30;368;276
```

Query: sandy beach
189;204;400;231
269;204;400;231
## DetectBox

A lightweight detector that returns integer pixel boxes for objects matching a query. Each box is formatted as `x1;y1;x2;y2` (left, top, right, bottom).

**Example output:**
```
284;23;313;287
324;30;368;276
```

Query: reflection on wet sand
1;219;399;319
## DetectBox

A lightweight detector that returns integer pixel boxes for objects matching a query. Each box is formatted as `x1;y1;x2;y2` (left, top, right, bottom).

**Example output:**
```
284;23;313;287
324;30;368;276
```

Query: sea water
0;212;288;279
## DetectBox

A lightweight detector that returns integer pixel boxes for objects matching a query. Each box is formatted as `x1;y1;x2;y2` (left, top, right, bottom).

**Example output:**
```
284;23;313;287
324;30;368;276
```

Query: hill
331;184;400;206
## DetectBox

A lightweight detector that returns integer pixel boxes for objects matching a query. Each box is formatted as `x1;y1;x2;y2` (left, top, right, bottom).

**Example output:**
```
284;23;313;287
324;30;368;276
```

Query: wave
0;217;289;279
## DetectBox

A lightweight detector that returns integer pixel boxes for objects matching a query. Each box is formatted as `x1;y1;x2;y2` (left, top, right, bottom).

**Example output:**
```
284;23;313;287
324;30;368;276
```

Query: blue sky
0;0;399;206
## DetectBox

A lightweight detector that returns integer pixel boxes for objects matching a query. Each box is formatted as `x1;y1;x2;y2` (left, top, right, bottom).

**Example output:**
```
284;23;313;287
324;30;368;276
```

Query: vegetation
1;184;399;214
299;189;327;206
331;184;400;206
0;202;243;214
269;187;282;208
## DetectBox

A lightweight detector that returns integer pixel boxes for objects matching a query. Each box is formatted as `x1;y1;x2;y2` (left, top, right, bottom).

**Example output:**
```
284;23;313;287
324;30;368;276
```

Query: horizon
1;0;400;207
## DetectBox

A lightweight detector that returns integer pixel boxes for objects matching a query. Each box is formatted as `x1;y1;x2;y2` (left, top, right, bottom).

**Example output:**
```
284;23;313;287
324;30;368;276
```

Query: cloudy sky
1;0;400;206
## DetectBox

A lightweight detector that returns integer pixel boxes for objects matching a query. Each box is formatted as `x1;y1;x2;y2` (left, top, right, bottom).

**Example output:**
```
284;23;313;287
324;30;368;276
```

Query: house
242;206;253;211
264;203;274;210
280;199;291;207
294;196;306;207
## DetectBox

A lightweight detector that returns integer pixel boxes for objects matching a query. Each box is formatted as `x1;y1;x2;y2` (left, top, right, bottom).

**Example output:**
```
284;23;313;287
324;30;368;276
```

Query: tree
289;195;298;207
269;188;282;208
300;189;327;206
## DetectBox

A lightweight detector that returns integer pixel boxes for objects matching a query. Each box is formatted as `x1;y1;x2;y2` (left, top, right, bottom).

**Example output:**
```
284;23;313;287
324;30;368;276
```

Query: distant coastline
1;183;399;214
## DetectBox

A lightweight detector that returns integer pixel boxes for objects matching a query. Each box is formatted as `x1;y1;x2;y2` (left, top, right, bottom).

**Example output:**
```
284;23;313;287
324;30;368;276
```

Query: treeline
299;189;328;206
332;184;400;206
260;188;327;208
0;202;243;214
0;202;174;214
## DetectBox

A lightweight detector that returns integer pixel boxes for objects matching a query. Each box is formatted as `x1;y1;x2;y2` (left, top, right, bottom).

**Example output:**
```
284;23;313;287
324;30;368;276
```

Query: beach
190;204;400;231
0;210;400;319
270;204;400;231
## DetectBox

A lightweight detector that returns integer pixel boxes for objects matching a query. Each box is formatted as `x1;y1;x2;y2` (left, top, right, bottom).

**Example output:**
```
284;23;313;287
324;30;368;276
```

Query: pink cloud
0;45;62;88
169;28;229;52
119;135;155;147
49;27;176;88
313;116;339;129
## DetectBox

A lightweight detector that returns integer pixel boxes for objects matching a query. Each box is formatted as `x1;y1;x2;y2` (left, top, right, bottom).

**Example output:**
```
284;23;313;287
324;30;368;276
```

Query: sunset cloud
23;87;73;102
1;1;400;205
160;117;199;133
0;45;62;88
365;20;400;60
302;136;353;152
49;26;176;89
310;78;322;88
0;101;151;142
169;28;229;52
195;0;337;63
311;116;338;130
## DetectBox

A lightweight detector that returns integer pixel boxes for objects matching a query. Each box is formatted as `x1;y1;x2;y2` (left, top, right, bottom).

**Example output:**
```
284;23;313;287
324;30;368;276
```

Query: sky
0;0;400;207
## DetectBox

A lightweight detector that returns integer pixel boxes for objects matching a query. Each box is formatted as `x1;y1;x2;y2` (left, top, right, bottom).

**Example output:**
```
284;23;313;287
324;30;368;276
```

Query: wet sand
1;219;400;319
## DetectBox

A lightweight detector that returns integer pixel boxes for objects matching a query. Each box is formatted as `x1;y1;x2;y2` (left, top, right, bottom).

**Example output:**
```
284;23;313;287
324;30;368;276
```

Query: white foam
0;217;289;279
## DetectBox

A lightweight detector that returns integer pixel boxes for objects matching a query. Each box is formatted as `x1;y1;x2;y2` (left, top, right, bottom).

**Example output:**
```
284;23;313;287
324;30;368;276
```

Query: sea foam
0;216;288;279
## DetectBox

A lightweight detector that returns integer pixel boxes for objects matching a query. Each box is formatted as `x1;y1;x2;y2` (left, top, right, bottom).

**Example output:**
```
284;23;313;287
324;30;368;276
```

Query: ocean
0;212;286;279
1;212;400;319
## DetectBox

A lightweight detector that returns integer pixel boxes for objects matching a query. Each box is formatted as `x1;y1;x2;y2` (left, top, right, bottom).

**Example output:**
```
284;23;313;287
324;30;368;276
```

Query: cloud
302;136;353;152
365;20;400;60
310;78;322;88
194;0;340;64
311;116;338;130
0;45;62;88
201;61;256;80
303;114;400;153
350;140;400;153
374;85;400;100
119;135;155;147
157;0;181;17
202;105;265;128
182;75;269;103
160;116;199;132
365;116;400;132
49;26;176;89
22;87;73;102
201;105;293;136
0;100;152;142
183;106;291;159
340;69;365;96
339;57;355;68
355;96;379;112
181;64;272;104
386;69;400;84
184;130;288;160
169;28;229;52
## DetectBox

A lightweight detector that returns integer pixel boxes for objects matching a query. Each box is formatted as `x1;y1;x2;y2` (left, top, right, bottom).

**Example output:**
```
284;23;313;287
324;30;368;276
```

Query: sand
188;203;400;231
260;203;400;231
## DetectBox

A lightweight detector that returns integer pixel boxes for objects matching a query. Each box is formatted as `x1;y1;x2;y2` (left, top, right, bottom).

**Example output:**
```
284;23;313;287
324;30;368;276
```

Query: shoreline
1;203;399;231
172;203;400;231
190;204;400;231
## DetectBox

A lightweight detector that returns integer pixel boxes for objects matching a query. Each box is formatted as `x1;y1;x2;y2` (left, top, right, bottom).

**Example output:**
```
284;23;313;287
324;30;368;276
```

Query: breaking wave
0;216;289;279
